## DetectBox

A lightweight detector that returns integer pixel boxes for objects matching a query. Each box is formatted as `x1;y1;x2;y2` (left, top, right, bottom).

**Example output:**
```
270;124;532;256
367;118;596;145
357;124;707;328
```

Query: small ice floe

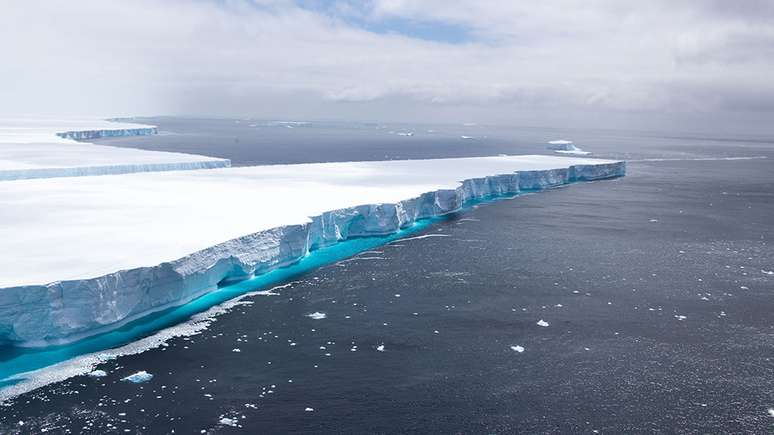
232;348;241;353
768;408;774;417
305;407;314;412
460;135;475;140
396;132;414;136
376;344;385;352
306;312;327;320
674;315;687;321
546;140;590;155
649;219;659;223
762;270;774;276
88;370;107;378
121;371;153;384
394;294;401;298
536;320;550;327
510;345;525;353
433;330;440;334
219;417;239;427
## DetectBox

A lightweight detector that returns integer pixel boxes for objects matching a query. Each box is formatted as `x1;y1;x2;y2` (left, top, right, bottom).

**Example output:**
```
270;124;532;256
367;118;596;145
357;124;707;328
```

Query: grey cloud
1;0;773;134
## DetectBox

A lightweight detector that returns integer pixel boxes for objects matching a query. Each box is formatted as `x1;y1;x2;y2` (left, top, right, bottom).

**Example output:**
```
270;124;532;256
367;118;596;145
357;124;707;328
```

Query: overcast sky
2;0;773;133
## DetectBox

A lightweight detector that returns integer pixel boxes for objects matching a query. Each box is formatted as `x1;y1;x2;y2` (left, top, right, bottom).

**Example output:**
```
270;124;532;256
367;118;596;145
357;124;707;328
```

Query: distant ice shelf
0;155;624;346
0;118;230;181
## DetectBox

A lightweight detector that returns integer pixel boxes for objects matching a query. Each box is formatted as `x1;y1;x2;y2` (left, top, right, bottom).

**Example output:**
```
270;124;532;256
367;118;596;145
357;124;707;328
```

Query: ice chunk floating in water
307;312;327;320
547;140;591;156
121;371;153;384
0;153;624;401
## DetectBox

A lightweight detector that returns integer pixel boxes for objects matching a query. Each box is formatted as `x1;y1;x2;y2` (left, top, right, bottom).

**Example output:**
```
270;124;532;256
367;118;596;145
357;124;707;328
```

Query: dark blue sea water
1;118;773;433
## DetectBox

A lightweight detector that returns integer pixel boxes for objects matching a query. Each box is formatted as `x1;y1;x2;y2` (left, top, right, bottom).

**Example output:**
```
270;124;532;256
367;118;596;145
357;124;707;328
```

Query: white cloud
1;0;772;131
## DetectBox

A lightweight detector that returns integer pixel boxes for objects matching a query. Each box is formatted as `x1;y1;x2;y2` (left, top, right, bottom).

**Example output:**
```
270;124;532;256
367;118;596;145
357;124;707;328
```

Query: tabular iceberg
547;139;591;156
0;155;624;346
0;119;230;181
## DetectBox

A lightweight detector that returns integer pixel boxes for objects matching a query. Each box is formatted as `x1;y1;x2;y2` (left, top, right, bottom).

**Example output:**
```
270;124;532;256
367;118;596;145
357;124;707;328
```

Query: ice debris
219;417;239;427
121;371;153;384
546;140;590;156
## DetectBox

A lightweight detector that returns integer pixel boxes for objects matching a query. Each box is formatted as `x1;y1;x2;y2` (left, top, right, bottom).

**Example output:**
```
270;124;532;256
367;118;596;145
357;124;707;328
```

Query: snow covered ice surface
0;148;624;347
0;118;230;180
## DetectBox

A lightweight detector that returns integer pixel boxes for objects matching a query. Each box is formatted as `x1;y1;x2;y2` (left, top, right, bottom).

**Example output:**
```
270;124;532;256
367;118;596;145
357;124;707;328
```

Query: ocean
1;118;772;433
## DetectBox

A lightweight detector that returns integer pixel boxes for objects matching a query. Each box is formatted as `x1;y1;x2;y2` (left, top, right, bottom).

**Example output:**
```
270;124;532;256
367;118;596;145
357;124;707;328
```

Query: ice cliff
55;126;158;141
0;160;624;346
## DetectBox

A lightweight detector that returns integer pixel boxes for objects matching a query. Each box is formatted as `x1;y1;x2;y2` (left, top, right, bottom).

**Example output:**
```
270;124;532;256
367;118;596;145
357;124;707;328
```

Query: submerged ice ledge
0;159;624;347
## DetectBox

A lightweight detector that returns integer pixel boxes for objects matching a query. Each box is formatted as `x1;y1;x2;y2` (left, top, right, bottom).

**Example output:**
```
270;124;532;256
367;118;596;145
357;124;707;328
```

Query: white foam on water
391;234;451;243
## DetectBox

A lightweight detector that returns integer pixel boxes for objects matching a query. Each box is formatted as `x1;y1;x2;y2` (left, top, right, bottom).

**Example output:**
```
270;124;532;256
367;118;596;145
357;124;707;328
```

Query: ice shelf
0;155;624;346
0;119;230;180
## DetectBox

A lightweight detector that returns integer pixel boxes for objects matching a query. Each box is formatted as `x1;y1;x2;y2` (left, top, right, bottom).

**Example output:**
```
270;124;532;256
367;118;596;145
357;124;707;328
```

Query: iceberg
121;371;153;383
0;154;624;347
547;140;591;156
0;119;230;181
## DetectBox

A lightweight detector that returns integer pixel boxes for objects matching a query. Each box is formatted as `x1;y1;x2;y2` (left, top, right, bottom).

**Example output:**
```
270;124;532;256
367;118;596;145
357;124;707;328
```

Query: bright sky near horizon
2;0;773;133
